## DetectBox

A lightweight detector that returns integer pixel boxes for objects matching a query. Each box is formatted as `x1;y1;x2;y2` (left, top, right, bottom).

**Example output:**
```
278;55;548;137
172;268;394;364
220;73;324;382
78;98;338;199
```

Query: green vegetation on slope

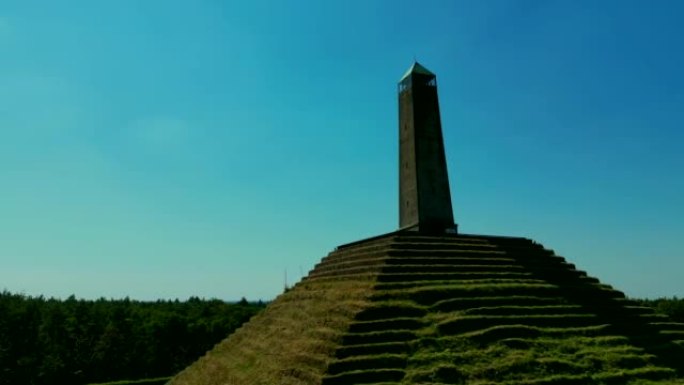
168;278;379;385
87;377;171;385
169;233;684;385
320;235;684;384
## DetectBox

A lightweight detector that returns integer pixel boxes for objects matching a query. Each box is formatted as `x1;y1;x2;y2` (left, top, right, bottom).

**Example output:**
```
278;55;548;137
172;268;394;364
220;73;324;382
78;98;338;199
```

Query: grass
403;335;669;383
168;277;379;385
326;353;407;374
87;378;171;385
169;233;684;385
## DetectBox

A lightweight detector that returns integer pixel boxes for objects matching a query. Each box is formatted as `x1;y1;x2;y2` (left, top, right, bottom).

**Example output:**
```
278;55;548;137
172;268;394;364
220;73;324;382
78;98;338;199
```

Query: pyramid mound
169;233;684;385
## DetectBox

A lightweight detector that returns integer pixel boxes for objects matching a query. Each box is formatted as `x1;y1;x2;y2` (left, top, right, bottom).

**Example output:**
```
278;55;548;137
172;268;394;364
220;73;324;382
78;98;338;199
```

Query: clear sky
1;1;683;301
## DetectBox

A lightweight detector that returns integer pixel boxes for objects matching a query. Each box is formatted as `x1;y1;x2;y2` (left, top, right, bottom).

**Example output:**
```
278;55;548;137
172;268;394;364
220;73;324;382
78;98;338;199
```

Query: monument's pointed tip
400;61;435;82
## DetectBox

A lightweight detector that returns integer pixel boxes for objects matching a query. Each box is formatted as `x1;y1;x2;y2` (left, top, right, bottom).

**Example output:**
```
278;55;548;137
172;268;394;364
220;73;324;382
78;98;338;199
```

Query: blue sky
1;1;683;301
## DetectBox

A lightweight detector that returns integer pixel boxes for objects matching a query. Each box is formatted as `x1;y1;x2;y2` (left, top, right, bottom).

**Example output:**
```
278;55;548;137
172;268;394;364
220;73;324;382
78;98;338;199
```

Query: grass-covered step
502;248;562;258
648;322;684;331
341;330;417;345
308;264;384;278
388;241;500;251
403;364;467;384
312;256;388;273
377;283;565;305
593;305;657;316
396;233;494;241
381;265;599;285
591;366;677;383
319;248;399;265
523;274;602;287
335;341;410;359
468;357;597;381
388;282;623;306
391;237;498;245
326;353;407;375
354;302;427;321
406;337;671;384
87;378;172;385
384;256;519;265
381;263;526;274
448;325;556;343
301;272;379;283
333;236;396;253
348;318;425;333
388;242;506;255
575;350;657;369
322;246;388;260
321;368;405;385
322;249;395;265
377;272;542;283
657;330;684;339
385;255;568;267
495;246;555;256
628;313;671;323
498;237;545;244
385;248;509;258
375;277;547;290
350;381;404;385
591;317;677;335
517;264;597;276
461;305;588;316
311;261;383;276
438;314;603;335
432;295;569;312
321;250;389;265
523;267;599;282
517;332;633;349
569;343;649;357
324;246;387;260
459;324;618;343
393;235;494;244
556;285;627;301
462;366;677;385
492;336;642;352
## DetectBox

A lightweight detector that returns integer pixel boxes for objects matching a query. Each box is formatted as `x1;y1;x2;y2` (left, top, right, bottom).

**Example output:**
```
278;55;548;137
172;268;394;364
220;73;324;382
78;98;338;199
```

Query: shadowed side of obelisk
398;62;455;233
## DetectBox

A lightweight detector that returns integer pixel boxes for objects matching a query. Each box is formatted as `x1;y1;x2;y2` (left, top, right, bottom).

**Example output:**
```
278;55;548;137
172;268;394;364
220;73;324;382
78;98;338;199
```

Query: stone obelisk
398;62;456;233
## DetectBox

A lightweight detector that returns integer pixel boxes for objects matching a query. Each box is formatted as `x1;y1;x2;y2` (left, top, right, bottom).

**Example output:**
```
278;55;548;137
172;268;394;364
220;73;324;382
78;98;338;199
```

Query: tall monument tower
398;62;456;233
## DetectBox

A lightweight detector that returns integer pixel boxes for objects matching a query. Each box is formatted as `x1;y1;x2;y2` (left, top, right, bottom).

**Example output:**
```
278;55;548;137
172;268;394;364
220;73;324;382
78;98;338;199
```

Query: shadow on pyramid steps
168;232;684;385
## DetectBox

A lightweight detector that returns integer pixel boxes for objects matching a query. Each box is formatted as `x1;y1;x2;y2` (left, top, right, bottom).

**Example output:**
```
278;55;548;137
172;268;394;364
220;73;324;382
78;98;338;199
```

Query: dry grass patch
168;278;377;385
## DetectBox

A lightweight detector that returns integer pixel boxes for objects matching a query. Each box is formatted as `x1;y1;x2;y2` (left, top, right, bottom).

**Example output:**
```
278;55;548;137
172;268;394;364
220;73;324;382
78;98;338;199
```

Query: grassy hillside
170;233;684;384
169;251;383;385
86;377;171;385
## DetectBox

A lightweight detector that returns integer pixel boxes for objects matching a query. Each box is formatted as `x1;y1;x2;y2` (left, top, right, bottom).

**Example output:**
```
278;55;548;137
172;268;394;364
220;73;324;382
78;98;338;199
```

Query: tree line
635;297;684;323
0;291;264;385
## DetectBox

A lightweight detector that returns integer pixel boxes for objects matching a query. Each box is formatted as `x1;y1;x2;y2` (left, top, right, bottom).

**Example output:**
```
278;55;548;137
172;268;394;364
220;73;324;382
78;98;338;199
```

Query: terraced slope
169;233;684;385
168;236;391;385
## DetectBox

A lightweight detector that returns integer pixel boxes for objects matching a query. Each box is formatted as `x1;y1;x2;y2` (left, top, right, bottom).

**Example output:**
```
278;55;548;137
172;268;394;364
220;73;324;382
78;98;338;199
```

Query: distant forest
0;292;682;385
635;297;684;323
0;291;265;385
